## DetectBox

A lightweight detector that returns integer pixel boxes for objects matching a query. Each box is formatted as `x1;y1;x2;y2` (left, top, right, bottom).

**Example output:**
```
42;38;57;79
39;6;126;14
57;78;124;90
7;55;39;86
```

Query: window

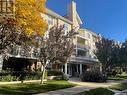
64;23;68;31
77;50;87;57
92;35;97;42
63;23;68;35
47;15;54;25
0;0;13;14
87;33;91;39
77;37;85;45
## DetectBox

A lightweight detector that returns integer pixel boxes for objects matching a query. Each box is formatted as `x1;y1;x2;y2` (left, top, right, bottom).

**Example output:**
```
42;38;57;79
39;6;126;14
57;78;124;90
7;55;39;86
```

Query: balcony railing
76;43;90;50
70;55;98;64
7;45;40;60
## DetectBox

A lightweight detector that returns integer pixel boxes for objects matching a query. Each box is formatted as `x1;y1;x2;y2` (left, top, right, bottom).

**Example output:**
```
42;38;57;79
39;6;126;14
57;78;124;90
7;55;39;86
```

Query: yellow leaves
26;28;33;36
14;0;47;36
37;0;46;12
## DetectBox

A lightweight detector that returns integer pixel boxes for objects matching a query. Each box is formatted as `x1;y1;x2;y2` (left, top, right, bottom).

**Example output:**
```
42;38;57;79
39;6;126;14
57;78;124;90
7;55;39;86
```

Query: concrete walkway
0;80;47;85
34;86;91;95
68;78;126;88
0;78;127;95
35;78;127;95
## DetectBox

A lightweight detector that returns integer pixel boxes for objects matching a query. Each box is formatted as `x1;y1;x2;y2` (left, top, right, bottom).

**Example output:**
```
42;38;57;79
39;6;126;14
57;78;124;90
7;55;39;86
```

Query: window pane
0;0;13;14
2;1;6;13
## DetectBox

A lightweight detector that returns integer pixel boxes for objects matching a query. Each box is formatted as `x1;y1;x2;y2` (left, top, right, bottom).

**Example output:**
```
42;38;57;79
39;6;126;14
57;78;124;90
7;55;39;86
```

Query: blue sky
46;0;127;42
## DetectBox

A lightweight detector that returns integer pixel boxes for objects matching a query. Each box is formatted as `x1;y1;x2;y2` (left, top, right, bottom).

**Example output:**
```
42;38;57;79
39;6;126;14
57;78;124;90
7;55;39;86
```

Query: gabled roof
46;8;73;25
76;11;83;25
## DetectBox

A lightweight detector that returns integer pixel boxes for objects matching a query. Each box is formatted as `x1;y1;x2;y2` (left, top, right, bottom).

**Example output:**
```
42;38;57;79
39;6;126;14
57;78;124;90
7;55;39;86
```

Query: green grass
0;80;76;95
75;88;114;95
110;83;127;91
108;72;127;81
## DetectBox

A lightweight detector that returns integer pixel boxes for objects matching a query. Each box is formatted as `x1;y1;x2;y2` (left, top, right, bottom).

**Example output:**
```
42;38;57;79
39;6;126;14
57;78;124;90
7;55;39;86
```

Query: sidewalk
0;80;47;85
0;78;127;95
35;78;127;95
34;86;92;95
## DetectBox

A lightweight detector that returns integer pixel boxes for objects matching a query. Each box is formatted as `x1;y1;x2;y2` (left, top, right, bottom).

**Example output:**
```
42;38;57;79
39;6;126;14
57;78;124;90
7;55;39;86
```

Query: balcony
7;46;39;60
70;55;98;64
76;43;90;50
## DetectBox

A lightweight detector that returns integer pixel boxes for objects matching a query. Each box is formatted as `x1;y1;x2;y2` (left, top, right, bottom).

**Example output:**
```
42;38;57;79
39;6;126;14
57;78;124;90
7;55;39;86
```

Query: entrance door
71;64;80;77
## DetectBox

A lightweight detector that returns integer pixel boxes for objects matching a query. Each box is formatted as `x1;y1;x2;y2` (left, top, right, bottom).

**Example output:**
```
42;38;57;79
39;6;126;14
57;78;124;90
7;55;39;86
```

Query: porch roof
69;55;99;64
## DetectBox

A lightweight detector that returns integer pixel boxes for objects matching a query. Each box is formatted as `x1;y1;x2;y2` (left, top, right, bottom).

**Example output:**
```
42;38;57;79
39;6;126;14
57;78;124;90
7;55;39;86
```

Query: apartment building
0;0;101;76
41;1;101;77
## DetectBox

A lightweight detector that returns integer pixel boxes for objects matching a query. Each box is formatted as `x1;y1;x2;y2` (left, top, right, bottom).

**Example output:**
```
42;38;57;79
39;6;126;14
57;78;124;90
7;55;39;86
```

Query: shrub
47;70;68;80
80;71;107;82
0;75;18;82
47;70;64;76
0;71;42;81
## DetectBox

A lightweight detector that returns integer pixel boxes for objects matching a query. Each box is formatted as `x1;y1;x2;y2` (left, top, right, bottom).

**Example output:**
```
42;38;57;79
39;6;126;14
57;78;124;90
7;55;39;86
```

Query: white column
76;36;78;56
100;63;102;72
0;55;3;71
31;47;34;58
80;64;82;74
65;63;68;75
17;46;21;57
61;65;63;72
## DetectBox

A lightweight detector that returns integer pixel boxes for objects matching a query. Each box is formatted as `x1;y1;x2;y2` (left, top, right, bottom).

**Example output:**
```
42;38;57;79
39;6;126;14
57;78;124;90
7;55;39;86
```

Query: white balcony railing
7;45;39;60
76;43;90;50
70;55;98;64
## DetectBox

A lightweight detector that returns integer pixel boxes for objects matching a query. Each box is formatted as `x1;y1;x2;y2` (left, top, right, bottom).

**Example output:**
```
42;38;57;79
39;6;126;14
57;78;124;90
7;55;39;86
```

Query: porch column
0;55;3;71
100;63;102;72
80;64;82;74
76;36;78;56
65;63;68;75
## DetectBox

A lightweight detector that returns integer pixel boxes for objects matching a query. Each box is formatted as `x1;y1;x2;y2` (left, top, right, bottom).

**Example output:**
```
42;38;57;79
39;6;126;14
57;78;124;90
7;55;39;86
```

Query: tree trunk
40;65;46;84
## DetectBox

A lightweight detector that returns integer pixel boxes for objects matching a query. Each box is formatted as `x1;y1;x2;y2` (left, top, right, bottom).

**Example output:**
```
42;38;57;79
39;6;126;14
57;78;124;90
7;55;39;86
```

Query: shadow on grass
110;83;127;91
75;88;114;95
0;80;76;95
108;75;127;81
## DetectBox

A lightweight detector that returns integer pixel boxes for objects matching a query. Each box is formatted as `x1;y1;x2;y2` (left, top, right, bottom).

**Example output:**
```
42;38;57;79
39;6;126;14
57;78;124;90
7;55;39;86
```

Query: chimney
68;1;76;21
68;1;80;29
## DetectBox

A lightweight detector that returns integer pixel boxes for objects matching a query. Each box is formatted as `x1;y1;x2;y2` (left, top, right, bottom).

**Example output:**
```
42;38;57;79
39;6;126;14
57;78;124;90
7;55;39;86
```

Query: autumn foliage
0;0;47;36
15;0;47;36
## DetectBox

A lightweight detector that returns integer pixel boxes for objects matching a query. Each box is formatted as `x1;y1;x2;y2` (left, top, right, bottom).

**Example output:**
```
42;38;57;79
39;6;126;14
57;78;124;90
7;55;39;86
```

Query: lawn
108;72;127;81
0;80;76;95
75;88;114;95
110;82;127;91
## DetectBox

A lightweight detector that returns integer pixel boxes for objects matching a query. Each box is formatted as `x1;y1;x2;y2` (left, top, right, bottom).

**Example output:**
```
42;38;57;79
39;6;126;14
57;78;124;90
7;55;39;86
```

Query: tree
37;26;77;84
0;0;47;55
15;0;47;36
120;39;127;69
0;20;33;54
95;37;119;74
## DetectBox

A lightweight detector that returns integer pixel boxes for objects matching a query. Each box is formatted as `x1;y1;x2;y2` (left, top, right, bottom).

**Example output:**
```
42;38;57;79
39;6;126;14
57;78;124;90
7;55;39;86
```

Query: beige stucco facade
0;0;101;75
41;1;101;76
